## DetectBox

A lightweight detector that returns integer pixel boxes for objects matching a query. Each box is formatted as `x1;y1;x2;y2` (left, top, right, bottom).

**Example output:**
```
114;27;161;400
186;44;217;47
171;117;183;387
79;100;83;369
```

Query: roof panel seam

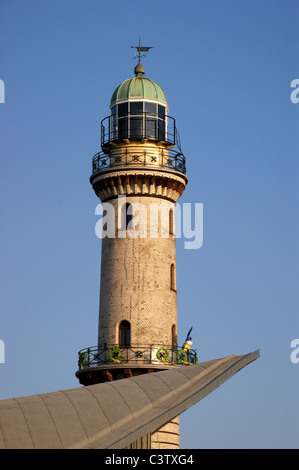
13;398;35;449
127;375;169;403
59;391;90;442
83;386;120;426
104;381;150;418
0;410;7;449
36;394;64;448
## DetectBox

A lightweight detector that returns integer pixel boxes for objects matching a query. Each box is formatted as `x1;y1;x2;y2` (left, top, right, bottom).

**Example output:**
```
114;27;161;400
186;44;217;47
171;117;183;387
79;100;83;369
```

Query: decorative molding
91;170;187;203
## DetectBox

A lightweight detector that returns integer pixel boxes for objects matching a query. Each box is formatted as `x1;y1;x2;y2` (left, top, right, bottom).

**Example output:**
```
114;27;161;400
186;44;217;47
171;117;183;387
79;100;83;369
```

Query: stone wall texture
98;195;178;348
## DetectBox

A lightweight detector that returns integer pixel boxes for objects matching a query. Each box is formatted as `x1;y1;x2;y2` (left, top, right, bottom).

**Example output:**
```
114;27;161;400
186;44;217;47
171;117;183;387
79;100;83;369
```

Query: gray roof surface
0;350;259;449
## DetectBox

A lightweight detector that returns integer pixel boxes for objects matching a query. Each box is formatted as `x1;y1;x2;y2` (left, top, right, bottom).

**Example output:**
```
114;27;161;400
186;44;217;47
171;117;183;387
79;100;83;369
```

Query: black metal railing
91;146;186;176
101;112;177;147
78;344;198;369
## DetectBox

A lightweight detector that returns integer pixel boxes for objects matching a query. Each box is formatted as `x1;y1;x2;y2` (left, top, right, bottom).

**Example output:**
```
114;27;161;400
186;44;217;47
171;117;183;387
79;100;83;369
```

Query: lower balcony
75;344;198;385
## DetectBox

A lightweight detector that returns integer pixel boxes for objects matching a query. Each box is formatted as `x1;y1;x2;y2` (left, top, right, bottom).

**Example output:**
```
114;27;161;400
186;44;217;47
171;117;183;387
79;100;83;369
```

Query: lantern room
101;62;177;149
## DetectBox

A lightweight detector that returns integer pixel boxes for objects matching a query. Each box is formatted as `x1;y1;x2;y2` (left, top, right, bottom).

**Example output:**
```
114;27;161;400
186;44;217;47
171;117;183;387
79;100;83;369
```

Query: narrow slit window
170;263;176;292
172;324;177;347
169;208;174;236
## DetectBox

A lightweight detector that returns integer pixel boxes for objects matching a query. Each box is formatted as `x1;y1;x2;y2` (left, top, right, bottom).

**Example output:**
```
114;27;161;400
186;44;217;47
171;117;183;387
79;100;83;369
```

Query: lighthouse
76;45;197;448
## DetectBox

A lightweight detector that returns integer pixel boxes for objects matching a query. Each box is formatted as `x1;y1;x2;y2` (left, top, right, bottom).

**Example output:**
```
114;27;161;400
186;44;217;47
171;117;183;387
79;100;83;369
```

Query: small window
170;263;176;292
119;320;131;347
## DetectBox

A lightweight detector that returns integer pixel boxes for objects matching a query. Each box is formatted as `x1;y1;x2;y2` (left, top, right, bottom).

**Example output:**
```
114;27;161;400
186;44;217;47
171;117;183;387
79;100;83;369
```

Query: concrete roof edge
104;349;260;449
0;350;260;449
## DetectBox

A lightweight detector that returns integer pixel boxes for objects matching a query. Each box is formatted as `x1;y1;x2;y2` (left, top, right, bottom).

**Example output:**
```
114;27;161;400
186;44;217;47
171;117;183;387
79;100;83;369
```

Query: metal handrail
91;146;186;176
101;112;176;147
78;344;197;369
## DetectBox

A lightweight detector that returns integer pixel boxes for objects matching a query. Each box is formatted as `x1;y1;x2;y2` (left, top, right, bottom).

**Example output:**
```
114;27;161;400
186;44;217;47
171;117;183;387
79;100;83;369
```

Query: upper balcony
91;146;186;177
101;111;181;150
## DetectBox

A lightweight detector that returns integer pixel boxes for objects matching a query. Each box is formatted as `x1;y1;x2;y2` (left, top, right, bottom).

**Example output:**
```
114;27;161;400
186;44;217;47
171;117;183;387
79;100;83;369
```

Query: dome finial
131;37;153;76
134;62;145;77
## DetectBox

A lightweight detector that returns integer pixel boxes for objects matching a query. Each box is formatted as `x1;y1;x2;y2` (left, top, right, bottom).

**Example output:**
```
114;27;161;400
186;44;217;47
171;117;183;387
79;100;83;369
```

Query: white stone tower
76;49;197;449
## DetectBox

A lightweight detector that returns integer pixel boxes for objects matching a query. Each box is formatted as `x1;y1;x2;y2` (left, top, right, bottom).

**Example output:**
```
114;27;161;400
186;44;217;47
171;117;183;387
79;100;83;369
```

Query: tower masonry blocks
93;163;187;349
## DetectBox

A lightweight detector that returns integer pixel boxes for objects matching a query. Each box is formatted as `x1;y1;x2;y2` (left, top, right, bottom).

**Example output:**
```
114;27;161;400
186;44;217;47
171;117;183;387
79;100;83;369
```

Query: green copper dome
110;63;168;107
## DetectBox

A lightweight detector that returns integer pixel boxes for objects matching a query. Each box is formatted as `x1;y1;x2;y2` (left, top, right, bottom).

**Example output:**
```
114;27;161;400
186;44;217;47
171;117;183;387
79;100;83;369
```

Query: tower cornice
90;168;187;203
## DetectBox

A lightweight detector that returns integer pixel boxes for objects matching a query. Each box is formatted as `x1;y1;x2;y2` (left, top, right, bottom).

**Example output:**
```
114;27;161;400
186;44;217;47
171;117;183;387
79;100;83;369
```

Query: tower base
124;417;180;449
151;416;180;449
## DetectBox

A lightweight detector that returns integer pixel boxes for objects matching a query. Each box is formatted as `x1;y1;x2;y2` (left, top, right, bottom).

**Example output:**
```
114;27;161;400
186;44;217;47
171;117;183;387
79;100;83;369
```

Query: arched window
121;203;133;230
119;320;131;347
170;263;176;292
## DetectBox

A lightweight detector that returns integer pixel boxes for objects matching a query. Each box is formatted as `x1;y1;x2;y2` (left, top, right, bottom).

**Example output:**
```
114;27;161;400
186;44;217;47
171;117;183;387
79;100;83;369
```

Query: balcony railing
101;112;177;147
78;344;198;369
91;146;186;176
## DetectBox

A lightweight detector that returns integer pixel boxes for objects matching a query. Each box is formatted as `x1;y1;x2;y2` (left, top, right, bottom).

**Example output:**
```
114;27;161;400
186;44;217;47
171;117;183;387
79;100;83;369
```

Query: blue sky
0;0;298;449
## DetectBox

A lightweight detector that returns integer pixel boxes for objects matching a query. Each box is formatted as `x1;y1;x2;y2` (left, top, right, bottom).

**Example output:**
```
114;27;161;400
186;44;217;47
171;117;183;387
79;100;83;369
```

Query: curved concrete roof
0;350;259;449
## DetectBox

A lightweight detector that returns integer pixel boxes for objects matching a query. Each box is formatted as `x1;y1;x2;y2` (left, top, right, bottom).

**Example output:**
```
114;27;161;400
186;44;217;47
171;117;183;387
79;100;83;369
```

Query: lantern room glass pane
130;116;143;138
158;105;166;140
145;101;156;114
158;119;165;140
130;101;143;114
158;104;165;117
118;102;128;117
146;117;156;138
111;114;117;140
118;117;128;139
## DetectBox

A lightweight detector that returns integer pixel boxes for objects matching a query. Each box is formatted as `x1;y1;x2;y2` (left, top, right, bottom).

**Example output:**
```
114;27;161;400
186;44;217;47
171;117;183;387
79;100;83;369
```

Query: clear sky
0;0;298;449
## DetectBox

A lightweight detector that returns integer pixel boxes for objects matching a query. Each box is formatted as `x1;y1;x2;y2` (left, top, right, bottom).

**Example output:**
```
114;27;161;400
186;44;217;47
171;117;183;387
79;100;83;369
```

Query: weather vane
131;37;153;63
